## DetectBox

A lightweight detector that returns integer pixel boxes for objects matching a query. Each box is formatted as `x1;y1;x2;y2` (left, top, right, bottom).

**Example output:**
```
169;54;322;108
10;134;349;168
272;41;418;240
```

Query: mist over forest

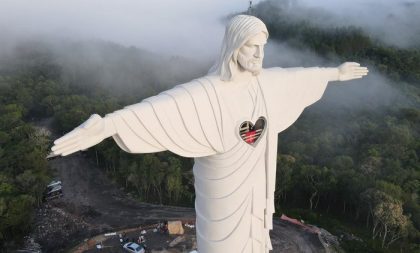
0;36;405;112
0;38;211;100
269;0;420;49
0;0;419;252
0;0;417;109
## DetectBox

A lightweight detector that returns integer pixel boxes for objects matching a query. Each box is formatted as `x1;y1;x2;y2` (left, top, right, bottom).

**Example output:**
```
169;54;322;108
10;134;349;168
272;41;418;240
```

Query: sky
1;0;418;59
0;0;413;110
0;0;262;59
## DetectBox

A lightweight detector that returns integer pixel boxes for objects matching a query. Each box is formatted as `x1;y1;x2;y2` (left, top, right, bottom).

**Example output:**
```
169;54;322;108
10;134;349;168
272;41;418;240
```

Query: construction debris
168;236;186;247
167;221;184;235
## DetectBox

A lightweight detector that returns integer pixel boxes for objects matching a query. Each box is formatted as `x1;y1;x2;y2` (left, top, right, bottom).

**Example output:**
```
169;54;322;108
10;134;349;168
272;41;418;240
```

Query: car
123;242;145;253
47;180;62;189
44;180;63;200
45;184;63;200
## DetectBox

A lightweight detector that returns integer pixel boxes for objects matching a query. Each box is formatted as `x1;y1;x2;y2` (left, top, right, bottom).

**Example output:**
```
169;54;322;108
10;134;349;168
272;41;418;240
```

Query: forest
0;1;419;252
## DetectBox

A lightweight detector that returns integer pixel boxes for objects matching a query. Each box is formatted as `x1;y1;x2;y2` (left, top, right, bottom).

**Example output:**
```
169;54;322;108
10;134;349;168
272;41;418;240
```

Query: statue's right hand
51;114;107;156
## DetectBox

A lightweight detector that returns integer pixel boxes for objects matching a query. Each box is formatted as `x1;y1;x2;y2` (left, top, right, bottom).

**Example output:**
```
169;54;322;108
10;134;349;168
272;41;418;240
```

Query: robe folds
108;67;335;253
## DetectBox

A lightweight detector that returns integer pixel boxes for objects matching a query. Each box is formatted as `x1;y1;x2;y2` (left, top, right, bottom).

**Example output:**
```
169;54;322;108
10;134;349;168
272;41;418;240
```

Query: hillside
0;2;419;252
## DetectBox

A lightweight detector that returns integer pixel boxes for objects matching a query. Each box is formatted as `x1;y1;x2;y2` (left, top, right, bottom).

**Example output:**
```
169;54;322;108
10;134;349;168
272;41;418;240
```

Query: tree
0;104;24;130
373;197;410;248
361;189;411;248
166;157;183;203
299;165;336;210
143;154;165;204
275;154;295;205
16;170;47;207
3;195;35;237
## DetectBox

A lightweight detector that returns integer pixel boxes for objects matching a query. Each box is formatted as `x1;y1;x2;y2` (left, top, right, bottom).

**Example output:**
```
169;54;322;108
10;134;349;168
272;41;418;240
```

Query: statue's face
237;32;267;75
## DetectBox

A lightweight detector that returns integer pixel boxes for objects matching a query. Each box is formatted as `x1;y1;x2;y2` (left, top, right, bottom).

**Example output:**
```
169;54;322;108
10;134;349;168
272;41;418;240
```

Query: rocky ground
19;119;339;253
26;153;196;253
22;152;338;253
75;219;334;253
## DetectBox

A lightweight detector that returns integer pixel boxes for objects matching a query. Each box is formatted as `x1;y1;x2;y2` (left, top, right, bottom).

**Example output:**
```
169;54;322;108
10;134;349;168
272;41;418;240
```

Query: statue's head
211;15;269;81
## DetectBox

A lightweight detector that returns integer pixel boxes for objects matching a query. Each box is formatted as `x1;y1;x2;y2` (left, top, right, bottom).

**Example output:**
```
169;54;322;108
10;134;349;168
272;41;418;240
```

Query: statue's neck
234;69;257;84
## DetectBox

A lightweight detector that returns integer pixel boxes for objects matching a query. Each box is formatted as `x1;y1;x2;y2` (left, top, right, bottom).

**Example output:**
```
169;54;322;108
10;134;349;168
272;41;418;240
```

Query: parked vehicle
44;180;63;200
123;242;145;253
47;180;61;189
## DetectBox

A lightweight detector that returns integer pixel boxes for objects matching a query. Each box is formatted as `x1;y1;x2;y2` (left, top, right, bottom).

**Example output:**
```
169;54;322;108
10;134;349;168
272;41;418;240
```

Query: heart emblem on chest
239;116;266;146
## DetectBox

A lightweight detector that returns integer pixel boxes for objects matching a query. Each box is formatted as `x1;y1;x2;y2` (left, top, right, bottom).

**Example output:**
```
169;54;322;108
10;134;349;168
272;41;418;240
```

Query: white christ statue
51;15;368;252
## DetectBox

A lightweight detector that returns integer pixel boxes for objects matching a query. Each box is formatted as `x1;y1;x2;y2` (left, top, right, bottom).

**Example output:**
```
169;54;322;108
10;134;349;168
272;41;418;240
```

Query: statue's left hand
51;114;108;157
338;62;368;81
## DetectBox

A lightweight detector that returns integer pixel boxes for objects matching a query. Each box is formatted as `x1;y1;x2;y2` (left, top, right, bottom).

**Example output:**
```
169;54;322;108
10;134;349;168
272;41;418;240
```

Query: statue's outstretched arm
282;62;368;81
260;62;368;134
336;62;369;81
51;114;116;157
51;79;224;158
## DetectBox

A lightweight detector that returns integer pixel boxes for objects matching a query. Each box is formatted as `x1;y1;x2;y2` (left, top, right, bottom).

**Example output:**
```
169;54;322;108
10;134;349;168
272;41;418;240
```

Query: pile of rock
31;203;94;251
15;236;42;253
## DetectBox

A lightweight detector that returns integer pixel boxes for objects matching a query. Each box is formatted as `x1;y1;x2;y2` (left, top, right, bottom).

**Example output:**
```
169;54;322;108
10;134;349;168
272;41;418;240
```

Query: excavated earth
19;119;337;253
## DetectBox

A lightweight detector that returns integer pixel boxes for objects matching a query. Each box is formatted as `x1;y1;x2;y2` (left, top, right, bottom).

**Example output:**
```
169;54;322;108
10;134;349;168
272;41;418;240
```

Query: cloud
264;41;406;110
0;0;263;60
0;0;411;110
266;0;420;48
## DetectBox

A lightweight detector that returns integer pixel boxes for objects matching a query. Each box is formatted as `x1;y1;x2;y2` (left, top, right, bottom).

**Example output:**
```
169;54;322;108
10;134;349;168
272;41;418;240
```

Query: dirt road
29;118;329;253
50;154;195;226
41;153;327;253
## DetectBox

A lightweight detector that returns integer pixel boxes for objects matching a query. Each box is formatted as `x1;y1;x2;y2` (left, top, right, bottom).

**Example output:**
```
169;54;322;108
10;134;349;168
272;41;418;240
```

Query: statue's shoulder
201;74;223;84
262;67;285;73
259;67;307;83
261;67;305;75
177;75;223;90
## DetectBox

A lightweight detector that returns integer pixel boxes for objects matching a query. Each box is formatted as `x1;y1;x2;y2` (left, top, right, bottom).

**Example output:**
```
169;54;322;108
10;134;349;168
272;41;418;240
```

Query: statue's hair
209;15;269;81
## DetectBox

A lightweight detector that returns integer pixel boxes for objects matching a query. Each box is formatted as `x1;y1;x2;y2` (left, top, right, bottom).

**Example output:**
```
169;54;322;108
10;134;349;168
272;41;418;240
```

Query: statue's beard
239;60;262;75
237;53;263;75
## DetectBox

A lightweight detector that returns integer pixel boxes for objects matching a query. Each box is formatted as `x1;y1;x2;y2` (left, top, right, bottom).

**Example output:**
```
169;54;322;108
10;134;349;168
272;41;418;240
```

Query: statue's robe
109;67;335;253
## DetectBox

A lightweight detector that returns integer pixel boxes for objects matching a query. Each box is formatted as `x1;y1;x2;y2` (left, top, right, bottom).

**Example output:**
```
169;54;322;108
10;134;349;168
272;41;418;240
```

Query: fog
264;42;407;110
0;0;262;60
1;0;418;59
275;0;420;48
259;0;416;109
0;0;414;110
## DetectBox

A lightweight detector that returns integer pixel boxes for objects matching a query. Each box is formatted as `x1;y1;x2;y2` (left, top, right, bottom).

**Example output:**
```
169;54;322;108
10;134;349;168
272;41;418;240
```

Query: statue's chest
216;79;267;149
221;86;255;119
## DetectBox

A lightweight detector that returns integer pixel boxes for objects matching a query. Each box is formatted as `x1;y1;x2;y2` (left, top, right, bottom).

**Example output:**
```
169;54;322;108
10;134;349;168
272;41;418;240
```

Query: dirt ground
31;152;196;252
24;118;333;253
74;219;328;253
50;153;196;226
81;224;198;253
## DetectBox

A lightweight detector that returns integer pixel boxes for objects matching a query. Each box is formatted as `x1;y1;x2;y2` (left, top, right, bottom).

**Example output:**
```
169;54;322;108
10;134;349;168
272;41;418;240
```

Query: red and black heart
239;117;266;145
